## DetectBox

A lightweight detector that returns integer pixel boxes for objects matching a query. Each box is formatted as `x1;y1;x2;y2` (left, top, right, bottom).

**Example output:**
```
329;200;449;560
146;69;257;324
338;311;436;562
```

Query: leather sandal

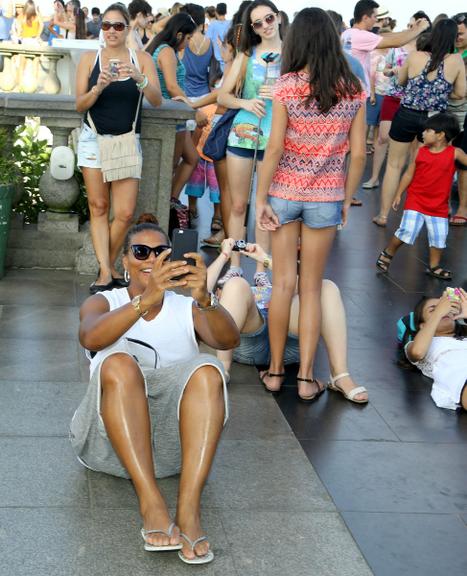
426;266;452;280
327;372;368;404
376;250;393;273
296;377;325;403
260;371;285;394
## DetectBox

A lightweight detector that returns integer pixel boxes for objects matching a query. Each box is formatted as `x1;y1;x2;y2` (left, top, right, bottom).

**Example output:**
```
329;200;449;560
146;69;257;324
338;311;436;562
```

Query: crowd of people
66;0;467;566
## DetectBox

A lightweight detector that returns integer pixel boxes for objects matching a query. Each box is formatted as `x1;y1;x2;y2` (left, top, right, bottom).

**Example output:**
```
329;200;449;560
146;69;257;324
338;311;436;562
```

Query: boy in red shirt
376;113;467;280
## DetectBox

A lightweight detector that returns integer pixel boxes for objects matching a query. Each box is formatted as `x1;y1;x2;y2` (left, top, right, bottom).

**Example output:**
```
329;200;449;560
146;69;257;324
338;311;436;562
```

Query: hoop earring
124;269;130;283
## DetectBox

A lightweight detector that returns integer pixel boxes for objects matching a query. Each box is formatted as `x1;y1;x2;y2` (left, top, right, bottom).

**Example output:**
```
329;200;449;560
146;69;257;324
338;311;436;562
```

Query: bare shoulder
79;293;110;319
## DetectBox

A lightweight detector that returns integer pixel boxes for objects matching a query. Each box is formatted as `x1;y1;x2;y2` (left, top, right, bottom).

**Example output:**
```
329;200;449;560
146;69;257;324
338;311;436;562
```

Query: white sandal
141;523;183;552
178;533;214;565
327;372;368;404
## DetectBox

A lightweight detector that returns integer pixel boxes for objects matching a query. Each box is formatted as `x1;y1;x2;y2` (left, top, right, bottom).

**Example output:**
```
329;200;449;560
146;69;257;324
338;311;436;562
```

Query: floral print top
401;58;453;112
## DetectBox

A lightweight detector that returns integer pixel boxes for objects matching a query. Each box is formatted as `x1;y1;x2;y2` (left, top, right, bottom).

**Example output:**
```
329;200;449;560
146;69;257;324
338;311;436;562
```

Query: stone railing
0;92;194;273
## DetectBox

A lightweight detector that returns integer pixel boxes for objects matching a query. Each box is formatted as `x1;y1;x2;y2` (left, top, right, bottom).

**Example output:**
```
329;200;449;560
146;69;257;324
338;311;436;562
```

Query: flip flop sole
178;550;214;564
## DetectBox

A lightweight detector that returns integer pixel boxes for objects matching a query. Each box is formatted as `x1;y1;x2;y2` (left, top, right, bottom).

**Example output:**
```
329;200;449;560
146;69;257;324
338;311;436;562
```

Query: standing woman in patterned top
256;8;366;400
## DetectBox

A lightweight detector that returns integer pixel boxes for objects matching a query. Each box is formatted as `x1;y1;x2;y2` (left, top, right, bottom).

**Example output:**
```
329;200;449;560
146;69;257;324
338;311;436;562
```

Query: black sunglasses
101;20;128;31
453;14;466;24
131;244;171;260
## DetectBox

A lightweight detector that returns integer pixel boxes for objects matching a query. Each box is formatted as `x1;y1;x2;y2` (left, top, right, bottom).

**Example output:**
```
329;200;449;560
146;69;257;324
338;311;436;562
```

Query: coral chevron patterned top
270;72;365;202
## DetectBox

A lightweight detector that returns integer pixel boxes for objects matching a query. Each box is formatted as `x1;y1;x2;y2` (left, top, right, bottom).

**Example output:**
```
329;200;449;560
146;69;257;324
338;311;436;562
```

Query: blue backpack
397;312;416;348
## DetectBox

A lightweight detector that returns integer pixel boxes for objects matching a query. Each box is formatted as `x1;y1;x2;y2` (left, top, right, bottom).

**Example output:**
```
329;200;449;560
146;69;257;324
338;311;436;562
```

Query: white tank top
87;289;199;376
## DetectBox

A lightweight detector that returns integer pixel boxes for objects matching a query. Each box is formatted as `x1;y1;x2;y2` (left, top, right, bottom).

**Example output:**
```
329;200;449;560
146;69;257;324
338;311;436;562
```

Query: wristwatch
195;292;219;311
131;294;149;317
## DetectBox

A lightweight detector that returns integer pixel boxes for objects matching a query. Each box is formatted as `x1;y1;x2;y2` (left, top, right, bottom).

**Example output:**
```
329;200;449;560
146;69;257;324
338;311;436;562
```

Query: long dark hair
238;0;282;55
426;18;457;72
281;8;362;113
413;295;466;339
224;0;252;57
146;13;197;54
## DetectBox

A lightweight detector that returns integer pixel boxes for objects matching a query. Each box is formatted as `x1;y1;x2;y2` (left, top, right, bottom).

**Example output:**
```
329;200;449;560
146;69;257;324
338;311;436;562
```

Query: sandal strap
329;372;350;386
180;532;208;551
142;522;175;538
346;386;368;400
297;377;317;383
268;372;285;378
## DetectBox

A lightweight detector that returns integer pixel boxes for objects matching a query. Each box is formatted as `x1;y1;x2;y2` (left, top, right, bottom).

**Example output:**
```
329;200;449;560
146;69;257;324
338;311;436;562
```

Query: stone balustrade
0;92;194;273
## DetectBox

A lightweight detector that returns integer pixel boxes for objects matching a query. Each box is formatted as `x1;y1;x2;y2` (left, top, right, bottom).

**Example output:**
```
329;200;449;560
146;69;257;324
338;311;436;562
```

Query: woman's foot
362;179;379;189
296;377;325;402
176;510;211;562
328;373;368;403
141;500;180;548
259;370;284;393
372;215;387;227
89;269;113;294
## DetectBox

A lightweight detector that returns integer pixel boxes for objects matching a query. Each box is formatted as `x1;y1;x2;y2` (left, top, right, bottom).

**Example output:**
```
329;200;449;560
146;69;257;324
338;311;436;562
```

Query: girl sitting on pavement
207;238;368;403
376;113;467;280
405;288;467;411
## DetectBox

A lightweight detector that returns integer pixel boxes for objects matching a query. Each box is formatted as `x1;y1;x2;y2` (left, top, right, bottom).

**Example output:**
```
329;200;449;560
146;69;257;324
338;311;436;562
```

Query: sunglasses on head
101;20;128;31
251;13;276;31
453;14;466;24
131;244;171;260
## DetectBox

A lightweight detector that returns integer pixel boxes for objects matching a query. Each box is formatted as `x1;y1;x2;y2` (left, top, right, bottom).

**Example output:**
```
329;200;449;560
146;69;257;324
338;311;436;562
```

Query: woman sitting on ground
405;288;467;411
70;215;239;565
207;239;368;403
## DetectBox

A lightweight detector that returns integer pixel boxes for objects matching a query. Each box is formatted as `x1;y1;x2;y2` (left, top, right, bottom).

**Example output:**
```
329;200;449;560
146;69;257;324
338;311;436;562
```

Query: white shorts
77;123;142;170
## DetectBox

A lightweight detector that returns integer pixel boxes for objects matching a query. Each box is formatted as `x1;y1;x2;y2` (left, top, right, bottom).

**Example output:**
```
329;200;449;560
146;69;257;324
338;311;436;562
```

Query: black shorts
453;114;467;171
389;106;430;143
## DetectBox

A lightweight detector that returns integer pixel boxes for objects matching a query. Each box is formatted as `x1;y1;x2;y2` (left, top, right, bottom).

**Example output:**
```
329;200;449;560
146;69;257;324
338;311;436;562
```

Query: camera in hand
232;240;248;252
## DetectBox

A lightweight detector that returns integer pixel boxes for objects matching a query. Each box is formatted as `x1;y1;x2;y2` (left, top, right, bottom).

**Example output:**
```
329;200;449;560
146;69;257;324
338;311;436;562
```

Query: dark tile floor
265;180;467;576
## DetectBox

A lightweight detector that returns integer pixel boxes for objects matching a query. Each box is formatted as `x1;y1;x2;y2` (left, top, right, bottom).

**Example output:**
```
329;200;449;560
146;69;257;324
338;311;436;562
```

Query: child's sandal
376;250;393;273
426;266;452;280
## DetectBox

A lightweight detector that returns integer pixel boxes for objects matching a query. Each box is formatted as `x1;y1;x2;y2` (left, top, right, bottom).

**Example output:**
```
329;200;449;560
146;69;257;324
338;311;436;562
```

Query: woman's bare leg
296;224;336;399
214;158;231;237
100;354;177;547
374;138;411;224
264;221;300;391
109;178;139;276
82;167;112;284
176;366;225;560
172;131;199;200
217;277;263;374
364;120;391;186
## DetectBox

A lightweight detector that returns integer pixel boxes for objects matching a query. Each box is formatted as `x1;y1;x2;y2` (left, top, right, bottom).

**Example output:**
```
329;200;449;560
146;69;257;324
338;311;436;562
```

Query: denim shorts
233;309;299;366
268;196;343;229
366;94;384;126
226;145;264;162
77;123;142;169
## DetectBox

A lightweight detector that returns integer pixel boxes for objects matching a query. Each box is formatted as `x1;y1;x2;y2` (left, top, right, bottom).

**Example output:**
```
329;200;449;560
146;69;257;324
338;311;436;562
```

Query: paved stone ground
0;267;372;575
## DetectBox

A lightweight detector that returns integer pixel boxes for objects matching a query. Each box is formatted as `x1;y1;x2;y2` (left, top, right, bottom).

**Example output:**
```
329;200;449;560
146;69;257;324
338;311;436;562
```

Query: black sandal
296;377;325;403
376;250;393;273
426;266;452;280
260;372;285;394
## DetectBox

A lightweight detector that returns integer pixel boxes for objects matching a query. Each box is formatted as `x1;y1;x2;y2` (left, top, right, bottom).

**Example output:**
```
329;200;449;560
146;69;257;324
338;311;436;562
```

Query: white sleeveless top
87;289;199;376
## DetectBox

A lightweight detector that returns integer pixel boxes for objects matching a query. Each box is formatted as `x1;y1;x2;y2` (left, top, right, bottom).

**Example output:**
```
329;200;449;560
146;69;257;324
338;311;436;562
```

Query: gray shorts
70;349;228;479
268;195;343;229
77;123;142;170
233;309;300;366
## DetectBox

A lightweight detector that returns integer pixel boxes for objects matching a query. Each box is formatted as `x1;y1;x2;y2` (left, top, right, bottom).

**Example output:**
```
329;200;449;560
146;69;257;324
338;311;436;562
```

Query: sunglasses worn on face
251;13;276;31
101;21;128;31
131;244;171;260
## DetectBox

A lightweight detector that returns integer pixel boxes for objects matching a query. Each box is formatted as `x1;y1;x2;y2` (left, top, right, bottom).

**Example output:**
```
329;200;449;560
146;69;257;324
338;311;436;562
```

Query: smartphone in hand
171;229;198;274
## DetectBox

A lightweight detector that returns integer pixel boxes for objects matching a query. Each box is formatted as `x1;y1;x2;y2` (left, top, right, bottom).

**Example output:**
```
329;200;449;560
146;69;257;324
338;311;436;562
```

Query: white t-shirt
341;28;382;92
87;289;199;376
406;336;467;410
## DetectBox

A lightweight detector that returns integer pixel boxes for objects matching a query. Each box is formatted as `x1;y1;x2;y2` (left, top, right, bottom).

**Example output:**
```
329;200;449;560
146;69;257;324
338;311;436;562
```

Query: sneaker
217;266;243;286
253;271;272;288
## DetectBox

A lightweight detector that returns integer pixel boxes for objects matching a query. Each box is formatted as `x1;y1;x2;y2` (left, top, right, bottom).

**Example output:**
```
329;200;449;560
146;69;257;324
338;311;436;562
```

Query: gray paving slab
0;380;86;436
0;337;81;381
0;305;80;340
342;512;467;576
208;438;335;512
0;508;238;576
0;437;89;507
0;270;77;306
221;510;373;576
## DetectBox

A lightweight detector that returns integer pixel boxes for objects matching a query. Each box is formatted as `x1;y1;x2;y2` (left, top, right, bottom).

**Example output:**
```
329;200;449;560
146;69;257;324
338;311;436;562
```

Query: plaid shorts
395;210;448;249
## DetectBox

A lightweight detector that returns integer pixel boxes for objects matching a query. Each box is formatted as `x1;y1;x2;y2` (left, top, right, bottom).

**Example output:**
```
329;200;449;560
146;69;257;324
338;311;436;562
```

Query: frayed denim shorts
233;309;300;366
268;196;343;229
77;123;142;169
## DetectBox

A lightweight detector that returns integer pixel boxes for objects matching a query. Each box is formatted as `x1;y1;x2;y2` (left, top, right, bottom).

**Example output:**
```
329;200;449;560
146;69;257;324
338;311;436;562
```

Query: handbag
86;49;143;183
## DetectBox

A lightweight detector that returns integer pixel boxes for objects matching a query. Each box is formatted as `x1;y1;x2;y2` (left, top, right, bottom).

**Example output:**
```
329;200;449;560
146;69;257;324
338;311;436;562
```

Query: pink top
341;28;382;91
269;72;365;203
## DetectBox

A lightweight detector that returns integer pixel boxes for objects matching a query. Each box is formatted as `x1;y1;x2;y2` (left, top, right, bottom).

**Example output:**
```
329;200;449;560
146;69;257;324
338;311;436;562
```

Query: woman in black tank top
75;3;161;294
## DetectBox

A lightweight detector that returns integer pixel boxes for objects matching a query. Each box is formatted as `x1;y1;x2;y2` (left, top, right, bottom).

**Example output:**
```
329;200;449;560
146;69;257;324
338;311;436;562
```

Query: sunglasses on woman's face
131;244;171;260
251;13;276;31
101;21;128;32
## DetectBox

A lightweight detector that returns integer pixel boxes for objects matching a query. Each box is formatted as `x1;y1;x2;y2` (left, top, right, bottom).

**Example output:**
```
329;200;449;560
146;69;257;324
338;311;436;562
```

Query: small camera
232;240;248;252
